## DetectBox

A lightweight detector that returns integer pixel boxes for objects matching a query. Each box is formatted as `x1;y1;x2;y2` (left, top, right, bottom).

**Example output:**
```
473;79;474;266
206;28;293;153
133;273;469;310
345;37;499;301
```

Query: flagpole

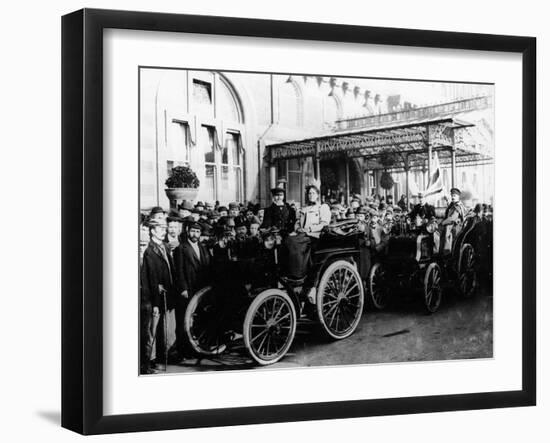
426;125;432;181
404;154;410;204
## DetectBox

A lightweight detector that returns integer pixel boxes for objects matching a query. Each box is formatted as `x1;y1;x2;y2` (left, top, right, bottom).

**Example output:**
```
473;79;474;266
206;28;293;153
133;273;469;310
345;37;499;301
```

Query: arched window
194;73;245;204
219;131;243;203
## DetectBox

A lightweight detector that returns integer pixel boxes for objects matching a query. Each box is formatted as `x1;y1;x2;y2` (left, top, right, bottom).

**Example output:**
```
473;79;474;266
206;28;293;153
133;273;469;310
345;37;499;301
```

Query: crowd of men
139;186;493;374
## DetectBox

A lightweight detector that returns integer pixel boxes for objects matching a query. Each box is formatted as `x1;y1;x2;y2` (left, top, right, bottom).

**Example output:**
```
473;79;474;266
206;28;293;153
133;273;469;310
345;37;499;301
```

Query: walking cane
150;310;160;370
159;284;168;372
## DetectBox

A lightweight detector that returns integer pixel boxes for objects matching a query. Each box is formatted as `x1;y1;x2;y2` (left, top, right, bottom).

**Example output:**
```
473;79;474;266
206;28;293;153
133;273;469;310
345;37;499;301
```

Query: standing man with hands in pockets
172;221;212;363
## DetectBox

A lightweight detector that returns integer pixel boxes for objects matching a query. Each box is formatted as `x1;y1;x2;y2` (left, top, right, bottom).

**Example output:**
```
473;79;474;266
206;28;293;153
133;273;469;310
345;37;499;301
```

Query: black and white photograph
0;0;545;439
138;68;494;375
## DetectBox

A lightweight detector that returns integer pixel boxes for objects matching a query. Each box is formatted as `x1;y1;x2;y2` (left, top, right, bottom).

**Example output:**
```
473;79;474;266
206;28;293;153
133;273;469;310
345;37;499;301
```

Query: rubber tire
184;286;227;356
243;289;297;365
316;260;365;339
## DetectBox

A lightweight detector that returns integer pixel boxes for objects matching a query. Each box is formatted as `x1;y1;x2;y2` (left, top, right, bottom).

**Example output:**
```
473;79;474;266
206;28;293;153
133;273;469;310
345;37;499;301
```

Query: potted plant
379;150;397;191
165;165;200;208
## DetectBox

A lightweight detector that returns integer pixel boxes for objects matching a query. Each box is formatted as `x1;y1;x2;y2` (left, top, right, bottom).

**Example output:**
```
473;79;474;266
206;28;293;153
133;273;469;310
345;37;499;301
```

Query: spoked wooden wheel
423;263;442;314
458;243;477;298
184;286;227;356
243;289;296;365
316;260;364;339
369;262;388;310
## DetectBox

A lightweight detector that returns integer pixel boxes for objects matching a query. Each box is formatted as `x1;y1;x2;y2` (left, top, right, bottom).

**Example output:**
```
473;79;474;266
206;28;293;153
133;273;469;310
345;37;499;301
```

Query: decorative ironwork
271;142;315;160
428;124;453;147
267;117;493;170
335;95;493;131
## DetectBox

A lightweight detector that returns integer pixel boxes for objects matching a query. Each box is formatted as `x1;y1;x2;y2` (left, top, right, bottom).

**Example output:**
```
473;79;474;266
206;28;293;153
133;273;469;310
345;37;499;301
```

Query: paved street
158;289;493;374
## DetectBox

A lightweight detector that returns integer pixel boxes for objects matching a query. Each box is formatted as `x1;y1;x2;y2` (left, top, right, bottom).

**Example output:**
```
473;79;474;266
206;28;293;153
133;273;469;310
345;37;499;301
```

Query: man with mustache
260;187;296;236
172;221;212;362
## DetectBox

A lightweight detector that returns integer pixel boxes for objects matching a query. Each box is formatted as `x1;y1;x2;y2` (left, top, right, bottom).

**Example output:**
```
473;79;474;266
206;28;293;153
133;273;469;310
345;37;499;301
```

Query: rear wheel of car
423;263;442;314
316;260;365;339
458;243;477;298
368;262;388;310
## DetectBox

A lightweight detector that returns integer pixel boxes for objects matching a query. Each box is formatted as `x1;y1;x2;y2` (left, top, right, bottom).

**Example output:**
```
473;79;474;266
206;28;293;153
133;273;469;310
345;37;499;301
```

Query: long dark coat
261;203;296;234
173;240;212;297
141;241;176;309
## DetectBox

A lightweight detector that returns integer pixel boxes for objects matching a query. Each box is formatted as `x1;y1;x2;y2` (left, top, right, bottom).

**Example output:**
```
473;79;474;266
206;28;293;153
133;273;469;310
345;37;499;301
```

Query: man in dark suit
409;192;436;222
260;187;296;236
140;219;176;374
172;221;212;361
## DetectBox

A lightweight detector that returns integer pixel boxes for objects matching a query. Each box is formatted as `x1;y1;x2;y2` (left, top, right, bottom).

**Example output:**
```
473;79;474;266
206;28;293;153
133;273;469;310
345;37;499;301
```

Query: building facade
140;68;494;211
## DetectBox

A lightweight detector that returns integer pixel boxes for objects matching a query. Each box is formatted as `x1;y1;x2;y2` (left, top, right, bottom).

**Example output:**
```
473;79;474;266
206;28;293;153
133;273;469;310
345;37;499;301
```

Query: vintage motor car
368;210;485;313
184;220;367;365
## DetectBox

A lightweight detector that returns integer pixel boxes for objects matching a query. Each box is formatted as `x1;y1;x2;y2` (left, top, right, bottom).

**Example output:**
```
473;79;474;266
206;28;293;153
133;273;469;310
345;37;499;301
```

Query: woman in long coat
298;183;331;242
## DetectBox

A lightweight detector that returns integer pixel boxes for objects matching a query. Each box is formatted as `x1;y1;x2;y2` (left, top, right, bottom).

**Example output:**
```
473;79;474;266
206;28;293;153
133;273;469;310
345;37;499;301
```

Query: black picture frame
61;8;536;435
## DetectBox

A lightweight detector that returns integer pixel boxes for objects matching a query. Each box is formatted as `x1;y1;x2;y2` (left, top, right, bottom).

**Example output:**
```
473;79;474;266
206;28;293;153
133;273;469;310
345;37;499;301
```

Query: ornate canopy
267;116;493;172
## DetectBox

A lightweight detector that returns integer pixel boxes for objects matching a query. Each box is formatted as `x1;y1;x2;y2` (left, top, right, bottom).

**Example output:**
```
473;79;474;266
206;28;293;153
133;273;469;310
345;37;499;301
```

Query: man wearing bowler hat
140;219;175;373
172;221;212;361
261;187;296;236
178;200;194;219
149;206;167;222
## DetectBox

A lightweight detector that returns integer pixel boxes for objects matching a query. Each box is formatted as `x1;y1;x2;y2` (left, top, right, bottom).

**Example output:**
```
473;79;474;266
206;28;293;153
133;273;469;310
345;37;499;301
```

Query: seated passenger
261;187;296;236
439;187;466;255
409;192;436;222
298;181;331;246
280;220;311;280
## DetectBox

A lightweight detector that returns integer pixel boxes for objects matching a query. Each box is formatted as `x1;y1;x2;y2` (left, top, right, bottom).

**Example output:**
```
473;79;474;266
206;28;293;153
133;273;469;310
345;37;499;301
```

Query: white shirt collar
188;239;201;259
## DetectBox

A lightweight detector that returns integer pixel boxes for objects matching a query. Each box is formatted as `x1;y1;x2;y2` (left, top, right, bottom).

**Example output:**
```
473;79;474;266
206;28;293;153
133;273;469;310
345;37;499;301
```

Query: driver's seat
280;275;307;287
